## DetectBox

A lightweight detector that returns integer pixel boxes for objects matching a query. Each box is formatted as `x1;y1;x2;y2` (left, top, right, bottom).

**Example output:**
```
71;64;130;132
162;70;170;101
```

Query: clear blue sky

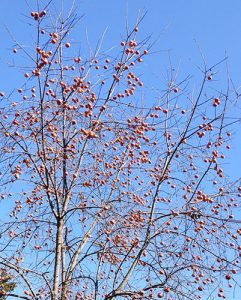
1;0;241;299
1;0;241;82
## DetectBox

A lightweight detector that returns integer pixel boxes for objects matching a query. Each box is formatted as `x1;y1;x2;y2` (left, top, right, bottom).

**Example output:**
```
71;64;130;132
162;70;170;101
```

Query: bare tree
0;2;241;300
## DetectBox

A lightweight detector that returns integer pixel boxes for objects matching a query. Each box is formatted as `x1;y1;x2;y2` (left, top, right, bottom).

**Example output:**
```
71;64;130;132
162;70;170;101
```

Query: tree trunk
53;218;64;300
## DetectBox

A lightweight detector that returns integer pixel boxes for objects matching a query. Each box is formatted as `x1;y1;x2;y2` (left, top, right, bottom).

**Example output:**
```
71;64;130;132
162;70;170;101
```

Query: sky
1;0;241;79
0;0;241;299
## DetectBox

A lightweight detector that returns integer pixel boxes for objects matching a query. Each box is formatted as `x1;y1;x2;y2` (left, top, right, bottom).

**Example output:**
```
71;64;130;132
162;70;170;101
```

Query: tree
0;268;16;300
0;2;241;300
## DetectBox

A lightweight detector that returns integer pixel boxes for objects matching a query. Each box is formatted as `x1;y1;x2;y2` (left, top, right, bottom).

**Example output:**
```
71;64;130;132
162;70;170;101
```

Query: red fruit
65;43;71;48
110;219;116;225
31;12;39;20
88;131;98;138
207;74;212;80
225;273;231;280
213;97;221;107
39;10;46;18
74;57;81;63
